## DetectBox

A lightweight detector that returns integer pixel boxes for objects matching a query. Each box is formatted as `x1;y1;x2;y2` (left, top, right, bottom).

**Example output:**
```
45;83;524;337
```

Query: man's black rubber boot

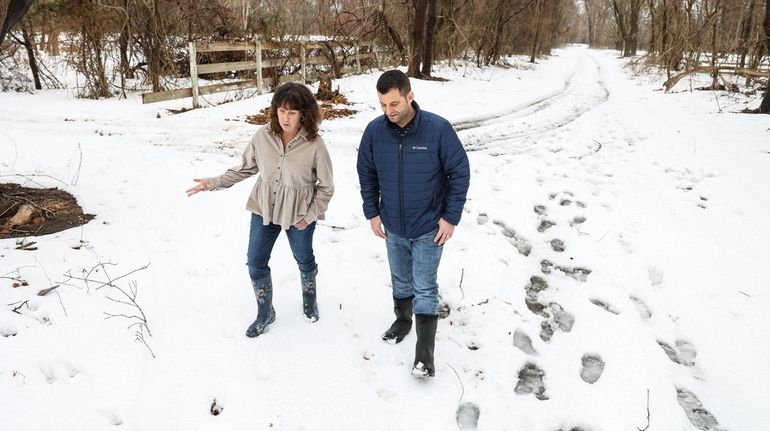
412;314;438;377
382;296;414;344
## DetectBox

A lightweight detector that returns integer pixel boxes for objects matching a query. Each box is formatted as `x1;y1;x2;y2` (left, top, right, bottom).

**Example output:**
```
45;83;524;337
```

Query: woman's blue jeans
385;229;443;316
247;213;317;280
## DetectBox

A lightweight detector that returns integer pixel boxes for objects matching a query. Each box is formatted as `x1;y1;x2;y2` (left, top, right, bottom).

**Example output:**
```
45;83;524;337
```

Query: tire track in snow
455;49;610;153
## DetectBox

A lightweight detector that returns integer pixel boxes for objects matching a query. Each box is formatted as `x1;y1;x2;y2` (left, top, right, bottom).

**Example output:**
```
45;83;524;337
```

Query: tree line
0;0;767;111
0;0;579;97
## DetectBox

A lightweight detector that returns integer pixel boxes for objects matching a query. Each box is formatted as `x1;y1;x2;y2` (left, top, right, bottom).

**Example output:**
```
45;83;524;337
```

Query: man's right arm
356;127;381;220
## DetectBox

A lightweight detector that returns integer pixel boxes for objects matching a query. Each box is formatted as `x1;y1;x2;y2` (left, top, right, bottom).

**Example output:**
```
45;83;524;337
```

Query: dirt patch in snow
0;183;94;239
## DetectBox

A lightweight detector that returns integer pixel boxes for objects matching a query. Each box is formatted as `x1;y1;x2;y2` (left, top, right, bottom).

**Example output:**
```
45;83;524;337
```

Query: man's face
378;88;414;127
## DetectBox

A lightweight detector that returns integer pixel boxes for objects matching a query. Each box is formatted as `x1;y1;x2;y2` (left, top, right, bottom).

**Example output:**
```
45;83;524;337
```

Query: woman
187;83;334;338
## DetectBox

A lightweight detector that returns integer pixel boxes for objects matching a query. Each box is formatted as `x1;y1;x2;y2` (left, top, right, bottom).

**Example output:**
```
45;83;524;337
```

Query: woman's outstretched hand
186;178;211;197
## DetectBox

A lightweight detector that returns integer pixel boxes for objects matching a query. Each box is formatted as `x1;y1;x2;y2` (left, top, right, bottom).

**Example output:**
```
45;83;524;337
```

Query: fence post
255;37;263;95
300;42;307;83
188;41;200;108
355;41;361;74
372;44;381;70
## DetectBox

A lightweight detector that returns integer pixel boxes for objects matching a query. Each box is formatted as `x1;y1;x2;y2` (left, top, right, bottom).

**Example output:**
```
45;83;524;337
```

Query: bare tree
407;0;429;77
760;0;769;112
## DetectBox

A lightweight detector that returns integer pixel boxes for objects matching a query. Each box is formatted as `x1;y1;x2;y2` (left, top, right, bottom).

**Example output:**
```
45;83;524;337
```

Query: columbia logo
412;146;428;150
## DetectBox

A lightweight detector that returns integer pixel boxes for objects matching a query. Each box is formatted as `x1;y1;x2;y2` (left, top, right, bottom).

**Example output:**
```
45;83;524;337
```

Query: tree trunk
709;0;720;89
421;0;437;76
585;0;595;46
611;0;629;56
407;0;428;78
759;0;770;113
0;0;36;47
648;0;656;55
530;0;544;63
20;20;41;90
119;0;132;80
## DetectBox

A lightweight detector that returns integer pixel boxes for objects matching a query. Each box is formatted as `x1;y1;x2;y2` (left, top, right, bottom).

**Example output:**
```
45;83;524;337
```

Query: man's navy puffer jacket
357;101;470;239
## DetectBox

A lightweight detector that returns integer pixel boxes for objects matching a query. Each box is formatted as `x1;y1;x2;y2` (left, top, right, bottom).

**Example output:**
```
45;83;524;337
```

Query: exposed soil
0;183;94;239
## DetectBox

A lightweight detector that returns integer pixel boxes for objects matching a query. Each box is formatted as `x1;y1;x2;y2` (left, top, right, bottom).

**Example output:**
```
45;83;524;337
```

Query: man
357;70;470;377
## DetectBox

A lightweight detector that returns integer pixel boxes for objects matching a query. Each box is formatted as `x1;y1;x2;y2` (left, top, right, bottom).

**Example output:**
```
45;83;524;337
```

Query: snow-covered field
1;45;769;430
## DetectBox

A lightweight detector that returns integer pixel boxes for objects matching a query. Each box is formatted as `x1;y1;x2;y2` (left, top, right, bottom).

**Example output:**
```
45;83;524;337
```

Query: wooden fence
141;39;383;107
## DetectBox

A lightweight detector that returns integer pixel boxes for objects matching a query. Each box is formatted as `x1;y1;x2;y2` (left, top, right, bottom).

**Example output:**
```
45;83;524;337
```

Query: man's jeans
247;213;317;280
385;228;443;315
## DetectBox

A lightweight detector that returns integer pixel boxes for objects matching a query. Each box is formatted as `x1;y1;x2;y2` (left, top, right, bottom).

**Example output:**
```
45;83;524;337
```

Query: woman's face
276;104;302;135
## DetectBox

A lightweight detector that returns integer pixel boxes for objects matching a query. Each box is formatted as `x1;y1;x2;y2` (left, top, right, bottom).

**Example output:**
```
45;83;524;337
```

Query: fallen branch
63;262;150;292
664;66;770;92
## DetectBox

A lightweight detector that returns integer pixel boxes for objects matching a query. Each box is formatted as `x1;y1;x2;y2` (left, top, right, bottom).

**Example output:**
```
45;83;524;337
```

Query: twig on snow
446;362;465;404
36;258;67;317
637;388;650;431
592;140;603;153
10;300;30;314
70;142;83;185
458;268;465;299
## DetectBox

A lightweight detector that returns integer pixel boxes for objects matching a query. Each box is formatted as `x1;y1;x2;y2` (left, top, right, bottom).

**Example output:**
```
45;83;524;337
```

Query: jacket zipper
398;138;405;235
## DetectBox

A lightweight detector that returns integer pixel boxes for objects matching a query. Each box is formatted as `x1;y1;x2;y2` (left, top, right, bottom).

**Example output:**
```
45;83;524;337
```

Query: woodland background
0;0;768;110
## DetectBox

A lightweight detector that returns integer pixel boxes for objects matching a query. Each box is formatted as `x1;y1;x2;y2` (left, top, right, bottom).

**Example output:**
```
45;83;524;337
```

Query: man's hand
369;215;386;239
186;178;211;197
434;218;455;246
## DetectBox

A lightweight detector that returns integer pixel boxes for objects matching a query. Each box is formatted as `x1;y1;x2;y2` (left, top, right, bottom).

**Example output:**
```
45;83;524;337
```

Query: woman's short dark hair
269;83;322;140
376;70;411;96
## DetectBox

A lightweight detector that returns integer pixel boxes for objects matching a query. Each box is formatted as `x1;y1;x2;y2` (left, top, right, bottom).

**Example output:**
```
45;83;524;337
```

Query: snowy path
2;45;769;430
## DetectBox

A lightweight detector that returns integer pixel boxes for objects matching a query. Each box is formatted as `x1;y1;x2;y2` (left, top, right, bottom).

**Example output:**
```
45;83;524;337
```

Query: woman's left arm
303;140;335;224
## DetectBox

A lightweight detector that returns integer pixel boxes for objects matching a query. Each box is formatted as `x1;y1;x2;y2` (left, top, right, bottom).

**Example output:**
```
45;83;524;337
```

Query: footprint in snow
534;205;547;215
39;363;57;384
514;362;548;400
677;388;724;430
102;410;123;426
657;339;697;367
580;354;605;384
477;213;489;225
541;259;591;282
629;295;652;319
525;276;549;317
493;220;532;256
537;219;556;232
456;402;481;430
540;320;555;342
617;235;634;254
513;329;538;355
569;215;587;227
549;303;575;332
647;266;664;286
550;238;566;252
0;320;18;337
589;298;620;314
539;303;574;342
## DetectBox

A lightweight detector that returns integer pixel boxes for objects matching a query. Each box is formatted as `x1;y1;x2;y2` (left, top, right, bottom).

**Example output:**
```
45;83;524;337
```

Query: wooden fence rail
142;39;383;107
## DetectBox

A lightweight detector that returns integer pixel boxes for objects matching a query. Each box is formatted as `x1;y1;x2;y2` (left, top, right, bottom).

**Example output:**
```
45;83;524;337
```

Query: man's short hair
376;70;411;96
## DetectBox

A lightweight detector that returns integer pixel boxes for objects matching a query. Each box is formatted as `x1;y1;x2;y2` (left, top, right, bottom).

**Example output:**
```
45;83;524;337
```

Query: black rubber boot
412;314;438;377
382;296;414;344
245;274;276;338
301;268;319;322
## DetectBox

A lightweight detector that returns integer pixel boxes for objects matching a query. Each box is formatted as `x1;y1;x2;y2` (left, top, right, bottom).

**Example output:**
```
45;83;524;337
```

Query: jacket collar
386;101;421;136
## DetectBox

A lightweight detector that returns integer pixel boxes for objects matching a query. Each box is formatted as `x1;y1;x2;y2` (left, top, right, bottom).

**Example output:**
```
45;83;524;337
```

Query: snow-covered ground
1;45;769;430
